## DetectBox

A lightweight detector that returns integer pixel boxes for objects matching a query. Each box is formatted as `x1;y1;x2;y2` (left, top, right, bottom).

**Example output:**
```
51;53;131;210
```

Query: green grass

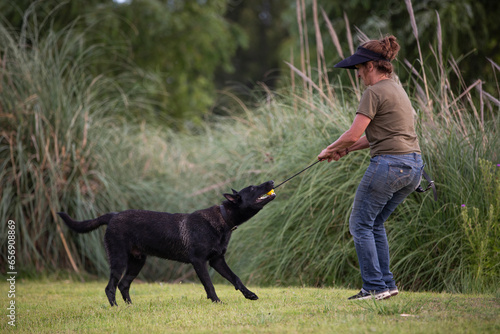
1;280;498;333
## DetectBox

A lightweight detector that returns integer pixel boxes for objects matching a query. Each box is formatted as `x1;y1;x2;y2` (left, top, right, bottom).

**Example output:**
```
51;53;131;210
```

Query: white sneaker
389;288;399;296
348;289;391;301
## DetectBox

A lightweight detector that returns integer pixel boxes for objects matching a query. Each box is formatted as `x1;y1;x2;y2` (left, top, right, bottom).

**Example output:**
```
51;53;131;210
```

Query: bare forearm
317;114;371;162
346;136;369;153
325;131;357;153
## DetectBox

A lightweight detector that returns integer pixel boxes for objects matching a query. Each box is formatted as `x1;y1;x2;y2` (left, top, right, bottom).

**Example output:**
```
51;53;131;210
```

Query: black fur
58;180;276;306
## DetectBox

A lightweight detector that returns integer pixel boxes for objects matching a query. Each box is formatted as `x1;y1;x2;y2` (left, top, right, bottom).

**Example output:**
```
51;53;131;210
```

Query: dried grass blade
405;0;431;111
343;13;359;94
487;57;500;72
285;61;335;110
296;0;307;92
354;26;369;44
486;57;500;96
312;0;324;97
405;0;419;41
480;90;500;108
321;8;343;59
435;11;448;111
301;0;312;94
344;12;354;55
404;59;424;82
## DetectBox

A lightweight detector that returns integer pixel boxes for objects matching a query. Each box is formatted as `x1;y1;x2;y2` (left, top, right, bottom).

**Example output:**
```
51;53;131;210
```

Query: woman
317;35;423;300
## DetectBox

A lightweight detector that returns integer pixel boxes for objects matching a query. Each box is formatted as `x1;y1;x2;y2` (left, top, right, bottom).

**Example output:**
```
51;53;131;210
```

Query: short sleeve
356;88;379;120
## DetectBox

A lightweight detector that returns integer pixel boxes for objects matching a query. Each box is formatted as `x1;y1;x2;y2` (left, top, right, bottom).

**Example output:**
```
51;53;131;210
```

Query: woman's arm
318;114;371;162
347;135;370;153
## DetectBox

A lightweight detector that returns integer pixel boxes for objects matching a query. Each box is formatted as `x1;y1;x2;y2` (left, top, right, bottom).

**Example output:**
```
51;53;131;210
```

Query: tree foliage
1;0;246;125
282;0;500;96
1;0;498;122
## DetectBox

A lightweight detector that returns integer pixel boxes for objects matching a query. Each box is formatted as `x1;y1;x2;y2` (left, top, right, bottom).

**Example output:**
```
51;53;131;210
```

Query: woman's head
334;35;400;77
360;36;400;76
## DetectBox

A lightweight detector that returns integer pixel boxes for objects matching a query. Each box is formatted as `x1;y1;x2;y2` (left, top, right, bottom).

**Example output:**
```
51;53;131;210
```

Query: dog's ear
231;188;238;194
224;193;241;204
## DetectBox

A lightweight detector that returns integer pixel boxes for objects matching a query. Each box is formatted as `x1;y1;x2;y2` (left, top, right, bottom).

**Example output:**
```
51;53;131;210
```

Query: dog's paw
208;296;221;303
244;291;259;300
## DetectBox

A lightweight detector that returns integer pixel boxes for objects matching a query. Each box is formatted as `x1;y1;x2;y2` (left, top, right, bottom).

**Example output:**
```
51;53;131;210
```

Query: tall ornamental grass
1;2;498;293
0;16;192;279
226;0;500;293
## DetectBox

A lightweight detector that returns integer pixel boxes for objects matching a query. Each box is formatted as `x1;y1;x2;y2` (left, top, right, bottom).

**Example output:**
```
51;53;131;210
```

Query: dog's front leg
209;256;258;300
191;260;221;302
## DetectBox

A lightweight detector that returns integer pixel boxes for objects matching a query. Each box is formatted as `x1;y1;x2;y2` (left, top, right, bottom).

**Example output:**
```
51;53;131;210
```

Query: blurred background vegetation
1;0;498;293
2;0;499;126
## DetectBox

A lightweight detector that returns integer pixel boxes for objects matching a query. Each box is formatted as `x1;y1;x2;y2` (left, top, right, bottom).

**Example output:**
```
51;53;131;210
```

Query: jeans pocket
388;164;413;191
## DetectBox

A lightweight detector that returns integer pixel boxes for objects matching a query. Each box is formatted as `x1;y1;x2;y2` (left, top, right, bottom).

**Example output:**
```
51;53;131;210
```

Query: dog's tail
57;212;117;233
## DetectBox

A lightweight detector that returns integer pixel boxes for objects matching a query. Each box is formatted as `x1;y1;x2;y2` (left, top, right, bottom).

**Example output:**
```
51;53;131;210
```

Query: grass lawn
1;280;499;333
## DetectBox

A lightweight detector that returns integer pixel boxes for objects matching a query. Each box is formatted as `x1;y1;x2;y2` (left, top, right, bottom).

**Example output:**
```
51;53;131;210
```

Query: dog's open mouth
257;189;276;201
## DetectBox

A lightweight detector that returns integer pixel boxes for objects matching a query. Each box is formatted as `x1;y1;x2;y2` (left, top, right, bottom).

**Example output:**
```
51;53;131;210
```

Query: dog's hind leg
209;256;258;300
104;234;128;306
105;264;126;307
118;254;147;304
191;260;220;302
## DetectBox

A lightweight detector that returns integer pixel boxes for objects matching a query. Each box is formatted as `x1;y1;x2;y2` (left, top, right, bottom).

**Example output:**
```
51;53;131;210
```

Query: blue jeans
349;153;423;293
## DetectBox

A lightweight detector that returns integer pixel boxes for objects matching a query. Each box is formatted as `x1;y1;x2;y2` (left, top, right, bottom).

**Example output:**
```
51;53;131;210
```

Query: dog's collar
220;205;237;231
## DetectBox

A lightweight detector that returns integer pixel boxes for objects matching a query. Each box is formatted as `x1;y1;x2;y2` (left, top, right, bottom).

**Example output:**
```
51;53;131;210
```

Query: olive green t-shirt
356;79;421;157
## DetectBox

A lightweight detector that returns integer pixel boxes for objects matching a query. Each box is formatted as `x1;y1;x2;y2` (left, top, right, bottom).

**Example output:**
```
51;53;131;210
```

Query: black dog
58;180;276;306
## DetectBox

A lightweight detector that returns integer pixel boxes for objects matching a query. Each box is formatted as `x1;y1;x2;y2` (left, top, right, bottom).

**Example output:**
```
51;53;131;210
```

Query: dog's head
223;180;276;212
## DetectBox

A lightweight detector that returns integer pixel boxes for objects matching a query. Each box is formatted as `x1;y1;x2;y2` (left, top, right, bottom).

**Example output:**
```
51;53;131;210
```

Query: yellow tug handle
267;189;275;196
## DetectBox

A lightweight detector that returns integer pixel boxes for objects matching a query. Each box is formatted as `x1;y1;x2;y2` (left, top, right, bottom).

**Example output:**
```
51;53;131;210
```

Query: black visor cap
334;46;389;69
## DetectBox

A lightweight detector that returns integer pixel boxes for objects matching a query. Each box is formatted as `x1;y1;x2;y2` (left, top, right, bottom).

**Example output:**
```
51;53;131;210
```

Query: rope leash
273;160;321;190
271;157;437;201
